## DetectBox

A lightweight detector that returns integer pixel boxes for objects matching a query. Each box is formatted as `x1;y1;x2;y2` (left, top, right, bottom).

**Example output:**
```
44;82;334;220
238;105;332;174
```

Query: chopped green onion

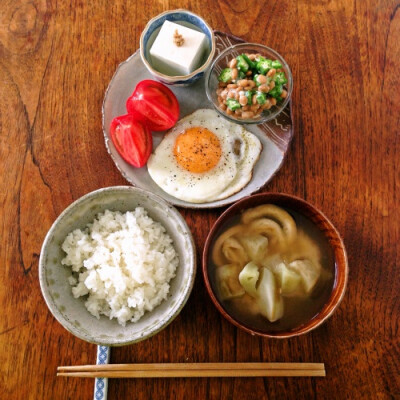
256;91;267;105
269;84;283;98
218;68;233;83
236;55;249;72
238;70;246;79
245;90;253;105
226;98;241;111
271;60;283;69
242;54;256;70
253;74;262;86
273;71;288;85
257;59;273;75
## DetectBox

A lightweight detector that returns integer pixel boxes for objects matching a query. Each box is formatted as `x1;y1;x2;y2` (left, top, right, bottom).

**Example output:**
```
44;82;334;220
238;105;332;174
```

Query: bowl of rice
39;186;196;346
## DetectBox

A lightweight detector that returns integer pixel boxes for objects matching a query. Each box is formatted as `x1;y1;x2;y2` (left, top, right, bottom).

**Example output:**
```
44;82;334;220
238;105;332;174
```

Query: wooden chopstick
57;363;325;378
58;362;325;371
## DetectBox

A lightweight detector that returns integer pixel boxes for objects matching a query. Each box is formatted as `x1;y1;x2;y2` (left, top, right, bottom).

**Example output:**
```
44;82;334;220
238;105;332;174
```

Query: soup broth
209;206;335;332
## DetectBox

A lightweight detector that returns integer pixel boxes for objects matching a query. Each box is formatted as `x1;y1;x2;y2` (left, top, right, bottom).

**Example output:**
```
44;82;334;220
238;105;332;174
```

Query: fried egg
147;109;262;203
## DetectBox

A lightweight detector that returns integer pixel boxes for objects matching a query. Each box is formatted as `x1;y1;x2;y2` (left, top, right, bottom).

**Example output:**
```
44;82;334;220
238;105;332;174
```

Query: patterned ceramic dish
39;186;196;346
205;43;293;124
202;192;348;339
103;32;294;209
140;9;215;86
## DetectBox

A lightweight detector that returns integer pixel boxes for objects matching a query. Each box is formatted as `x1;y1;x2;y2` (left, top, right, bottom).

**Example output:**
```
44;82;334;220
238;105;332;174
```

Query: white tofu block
149;20;207;76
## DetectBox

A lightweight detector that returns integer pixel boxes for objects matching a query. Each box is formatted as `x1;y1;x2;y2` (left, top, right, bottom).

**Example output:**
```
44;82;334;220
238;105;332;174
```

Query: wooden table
1;1;399;399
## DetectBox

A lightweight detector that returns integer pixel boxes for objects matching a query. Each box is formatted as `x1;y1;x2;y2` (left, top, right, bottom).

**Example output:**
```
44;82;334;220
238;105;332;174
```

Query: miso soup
209;204;335;332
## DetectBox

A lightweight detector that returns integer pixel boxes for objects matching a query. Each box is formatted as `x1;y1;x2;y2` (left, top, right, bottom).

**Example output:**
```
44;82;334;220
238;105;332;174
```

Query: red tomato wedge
126;80;180;131
110;114;152;168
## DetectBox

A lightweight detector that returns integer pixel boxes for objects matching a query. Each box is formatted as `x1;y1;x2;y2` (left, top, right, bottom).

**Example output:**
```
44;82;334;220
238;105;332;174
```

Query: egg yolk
173;127;222;173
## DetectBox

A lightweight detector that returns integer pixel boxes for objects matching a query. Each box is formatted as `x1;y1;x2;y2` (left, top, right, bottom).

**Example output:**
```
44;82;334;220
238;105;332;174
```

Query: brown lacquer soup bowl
202;193;348;339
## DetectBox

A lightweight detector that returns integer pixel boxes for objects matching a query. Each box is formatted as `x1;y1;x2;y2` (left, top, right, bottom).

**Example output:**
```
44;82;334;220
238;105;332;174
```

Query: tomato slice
126;80;180;131
110;114;152;168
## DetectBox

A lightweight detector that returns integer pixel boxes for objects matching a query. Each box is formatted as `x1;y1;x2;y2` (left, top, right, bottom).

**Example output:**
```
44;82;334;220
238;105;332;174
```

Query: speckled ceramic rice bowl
39;186;196;346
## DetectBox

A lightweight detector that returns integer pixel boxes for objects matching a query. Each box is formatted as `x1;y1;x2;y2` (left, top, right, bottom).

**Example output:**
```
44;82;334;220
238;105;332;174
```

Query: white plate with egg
102;32;294;209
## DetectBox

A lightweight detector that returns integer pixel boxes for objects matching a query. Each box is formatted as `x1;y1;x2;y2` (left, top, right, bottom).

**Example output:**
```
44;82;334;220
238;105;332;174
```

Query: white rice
61;208;179;326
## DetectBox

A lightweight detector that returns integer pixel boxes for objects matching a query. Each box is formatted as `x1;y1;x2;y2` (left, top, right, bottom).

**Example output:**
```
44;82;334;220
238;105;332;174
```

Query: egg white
147;109;262;203
212;128;262;201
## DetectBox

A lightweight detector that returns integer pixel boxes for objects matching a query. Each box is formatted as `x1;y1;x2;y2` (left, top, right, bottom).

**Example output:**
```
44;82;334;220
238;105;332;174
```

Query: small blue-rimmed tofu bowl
140;9;216;86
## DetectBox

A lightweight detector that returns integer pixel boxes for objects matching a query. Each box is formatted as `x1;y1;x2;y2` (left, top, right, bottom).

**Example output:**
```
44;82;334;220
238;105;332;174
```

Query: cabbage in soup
209;204;335;332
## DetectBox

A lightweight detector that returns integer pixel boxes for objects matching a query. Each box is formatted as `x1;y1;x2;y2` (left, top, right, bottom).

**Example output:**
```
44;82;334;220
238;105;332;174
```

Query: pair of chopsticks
57;362;325;378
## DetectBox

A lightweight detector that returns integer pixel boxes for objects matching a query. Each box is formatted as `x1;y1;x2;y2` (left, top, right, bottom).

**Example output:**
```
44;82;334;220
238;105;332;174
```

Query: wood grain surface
0;0;399;399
